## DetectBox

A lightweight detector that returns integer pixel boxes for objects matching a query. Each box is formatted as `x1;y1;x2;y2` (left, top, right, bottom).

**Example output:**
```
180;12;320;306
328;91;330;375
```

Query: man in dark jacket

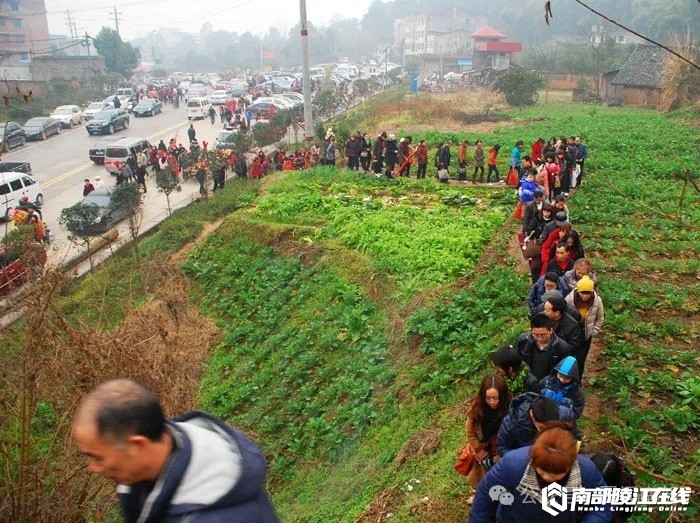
344;134;360;171
496;393;572;456
187;124;196;144
515;313;571;381
522;190;544;236
437;140;451;173
72;379;279;523
543;294;585;363
372;131;386;175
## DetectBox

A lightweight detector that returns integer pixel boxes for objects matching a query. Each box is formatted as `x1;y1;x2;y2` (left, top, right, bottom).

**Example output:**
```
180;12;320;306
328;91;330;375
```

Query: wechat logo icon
489;485;515;506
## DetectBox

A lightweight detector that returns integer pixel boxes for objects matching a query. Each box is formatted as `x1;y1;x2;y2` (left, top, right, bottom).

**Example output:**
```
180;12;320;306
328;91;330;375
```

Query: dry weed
0;248;220;520
393;424;442;465
355;484;403;523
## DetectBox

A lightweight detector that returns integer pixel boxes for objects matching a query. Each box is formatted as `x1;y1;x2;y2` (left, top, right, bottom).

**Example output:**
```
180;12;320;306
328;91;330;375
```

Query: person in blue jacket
510;140;524;176
72;379;280;523
470;426;612;522
528;271;570;316
539;356;586;419
496;392;576;457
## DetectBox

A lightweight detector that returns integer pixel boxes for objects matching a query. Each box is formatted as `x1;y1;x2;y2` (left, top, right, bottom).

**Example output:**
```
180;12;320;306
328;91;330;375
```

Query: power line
0;37;90;60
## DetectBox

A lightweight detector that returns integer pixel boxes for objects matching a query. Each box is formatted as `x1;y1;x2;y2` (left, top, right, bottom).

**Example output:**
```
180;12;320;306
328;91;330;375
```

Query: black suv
85;109;130;135
0;122;26;151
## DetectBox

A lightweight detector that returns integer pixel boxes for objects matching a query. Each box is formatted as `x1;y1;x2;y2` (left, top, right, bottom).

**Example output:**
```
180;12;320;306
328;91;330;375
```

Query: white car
279;92;304;105
83;101;111;121
49;105;83;128
210;89;232;105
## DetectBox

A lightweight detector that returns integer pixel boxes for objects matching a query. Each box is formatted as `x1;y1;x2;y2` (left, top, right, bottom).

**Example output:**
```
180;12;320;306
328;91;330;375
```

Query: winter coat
510;146;522;167
373;135;385;158
344;138;360;157
436;145;451;168
539;358;585;419
385;139;398;163
522;201;543;237
119;412;279;523
465;406;503;488
519;178;538;203
566;290;604;339
553;312;585;356
326;142;336;161
527;275;570;316
515;333;571;381
496;392;575;457
546;257;574;278
474;145;485;166
415;144;428;164
488;148;498;166
469;446;611;523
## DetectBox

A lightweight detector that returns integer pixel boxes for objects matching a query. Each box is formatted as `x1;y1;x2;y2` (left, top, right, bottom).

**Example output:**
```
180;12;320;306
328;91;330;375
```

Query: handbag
506;167;518;187
454;444;477;476
521;232;541;259
360;151;368;158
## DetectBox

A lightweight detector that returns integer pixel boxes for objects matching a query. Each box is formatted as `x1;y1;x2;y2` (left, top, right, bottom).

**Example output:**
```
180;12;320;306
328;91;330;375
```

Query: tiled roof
471;25;507;39
611;45;666;88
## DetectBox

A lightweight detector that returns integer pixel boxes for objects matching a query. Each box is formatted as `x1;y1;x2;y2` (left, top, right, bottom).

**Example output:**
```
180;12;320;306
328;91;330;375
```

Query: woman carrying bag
457;375;511;493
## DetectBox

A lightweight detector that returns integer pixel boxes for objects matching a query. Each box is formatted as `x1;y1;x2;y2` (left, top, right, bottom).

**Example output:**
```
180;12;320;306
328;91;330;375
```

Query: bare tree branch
547;1;700;69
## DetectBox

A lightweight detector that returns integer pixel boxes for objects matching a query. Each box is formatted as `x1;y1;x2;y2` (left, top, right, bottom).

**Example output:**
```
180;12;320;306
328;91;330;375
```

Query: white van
103;137;152;174
0;172;43;220
186;97;211;120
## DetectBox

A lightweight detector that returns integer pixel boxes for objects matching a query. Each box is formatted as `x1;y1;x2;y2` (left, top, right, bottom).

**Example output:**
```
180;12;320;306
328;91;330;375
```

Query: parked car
215;129;238;148
133;98;163;117
229;82;247;97
210;89;232;105
85;109;130;135
23;117;62;141
83;101;112;121
88;137;118;164
0;172;43;220
78;187;131;234
0;122;27;151
49;105;83;128
0;161;31;173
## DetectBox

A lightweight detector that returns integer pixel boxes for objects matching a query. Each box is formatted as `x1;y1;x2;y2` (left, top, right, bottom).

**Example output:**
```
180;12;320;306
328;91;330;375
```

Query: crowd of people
317;131;588;188
452;135;627;521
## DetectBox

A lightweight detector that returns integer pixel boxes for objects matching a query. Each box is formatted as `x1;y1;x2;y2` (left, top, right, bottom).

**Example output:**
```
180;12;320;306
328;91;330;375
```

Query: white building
393;7;485;58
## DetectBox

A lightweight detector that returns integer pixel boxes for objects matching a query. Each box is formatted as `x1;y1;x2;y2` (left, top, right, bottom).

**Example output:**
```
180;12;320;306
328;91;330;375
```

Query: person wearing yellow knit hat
565;275;604;376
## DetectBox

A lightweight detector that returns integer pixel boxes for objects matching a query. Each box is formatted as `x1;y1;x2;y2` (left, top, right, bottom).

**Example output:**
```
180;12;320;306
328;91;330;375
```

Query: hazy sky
44;0;376;41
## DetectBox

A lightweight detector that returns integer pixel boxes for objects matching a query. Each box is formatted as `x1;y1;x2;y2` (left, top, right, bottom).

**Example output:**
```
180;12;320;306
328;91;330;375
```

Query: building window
20;52;30;63
1;34;9;43
10;2;19;11
12;19;21;28
15;34;24;43
0;18;6;27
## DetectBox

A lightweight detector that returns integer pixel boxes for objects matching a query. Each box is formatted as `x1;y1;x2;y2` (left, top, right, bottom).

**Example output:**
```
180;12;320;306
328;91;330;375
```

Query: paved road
1;104;229;267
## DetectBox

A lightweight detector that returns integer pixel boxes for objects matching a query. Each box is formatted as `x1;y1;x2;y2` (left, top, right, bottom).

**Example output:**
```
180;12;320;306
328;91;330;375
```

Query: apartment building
0;0;51;67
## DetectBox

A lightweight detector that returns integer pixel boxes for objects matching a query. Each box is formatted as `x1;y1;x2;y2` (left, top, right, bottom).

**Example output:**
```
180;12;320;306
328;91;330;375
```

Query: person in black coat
515;314;571;381
543;295;585;364
496;393;572;456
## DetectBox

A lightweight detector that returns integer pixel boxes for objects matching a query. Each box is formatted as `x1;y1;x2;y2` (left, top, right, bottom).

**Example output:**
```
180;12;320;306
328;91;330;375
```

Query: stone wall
30;56;105;83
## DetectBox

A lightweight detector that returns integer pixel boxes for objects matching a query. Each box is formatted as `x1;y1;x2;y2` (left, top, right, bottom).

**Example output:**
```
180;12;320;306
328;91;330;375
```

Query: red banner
262;50;275;58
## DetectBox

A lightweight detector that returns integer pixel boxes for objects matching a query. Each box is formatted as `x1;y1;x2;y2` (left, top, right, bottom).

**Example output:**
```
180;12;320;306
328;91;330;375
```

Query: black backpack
586;453;635;522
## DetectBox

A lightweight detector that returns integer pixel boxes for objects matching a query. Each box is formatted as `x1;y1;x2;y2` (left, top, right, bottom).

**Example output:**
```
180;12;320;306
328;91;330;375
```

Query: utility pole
299;0;313;141
110;6;122;36
66;10;75;40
